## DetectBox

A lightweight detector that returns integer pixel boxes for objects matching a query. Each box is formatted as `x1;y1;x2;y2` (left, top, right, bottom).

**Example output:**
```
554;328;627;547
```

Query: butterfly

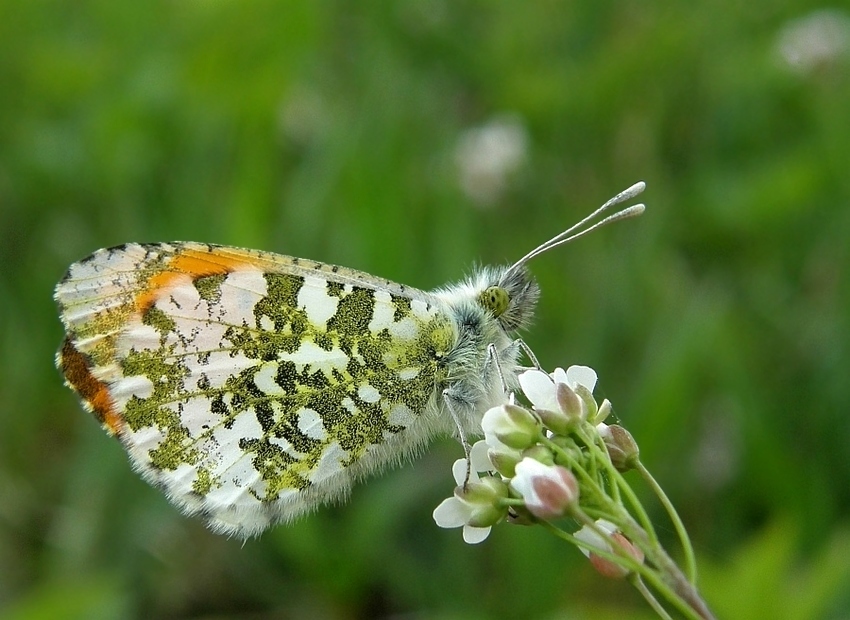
55;182;644;538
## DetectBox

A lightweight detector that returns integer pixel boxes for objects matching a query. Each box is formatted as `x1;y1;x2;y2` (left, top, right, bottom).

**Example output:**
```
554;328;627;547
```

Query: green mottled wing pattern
55;243;457;537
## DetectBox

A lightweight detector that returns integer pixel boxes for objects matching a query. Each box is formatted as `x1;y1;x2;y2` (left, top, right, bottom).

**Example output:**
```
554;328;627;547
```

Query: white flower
432;442;507;544
775;10;850;74
518;365;599;433
510;457;579;520
454;114;529;207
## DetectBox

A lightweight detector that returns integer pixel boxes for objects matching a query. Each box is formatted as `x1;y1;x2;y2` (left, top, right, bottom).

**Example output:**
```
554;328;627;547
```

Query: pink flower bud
599;424;640;471
510;457;579;520
575;520;645;579
588;533;645;579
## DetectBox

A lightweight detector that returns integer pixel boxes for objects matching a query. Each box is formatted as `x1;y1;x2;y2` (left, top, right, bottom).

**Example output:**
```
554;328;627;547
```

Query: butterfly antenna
506;181;646;276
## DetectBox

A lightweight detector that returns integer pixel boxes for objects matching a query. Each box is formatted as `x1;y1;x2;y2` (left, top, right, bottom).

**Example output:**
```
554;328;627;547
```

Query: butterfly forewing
55;242;457;536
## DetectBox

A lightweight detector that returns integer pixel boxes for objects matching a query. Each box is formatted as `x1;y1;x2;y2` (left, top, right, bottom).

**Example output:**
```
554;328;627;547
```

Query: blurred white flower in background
454;114;529;207
776;9;850;74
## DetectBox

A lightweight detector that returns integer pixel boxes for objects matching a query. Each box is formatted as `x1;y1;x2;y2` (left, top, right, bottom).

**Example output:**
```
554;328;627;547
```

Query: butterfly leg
442;389;473;488
485;339;539;390
516;338;542;370
485;343;510;393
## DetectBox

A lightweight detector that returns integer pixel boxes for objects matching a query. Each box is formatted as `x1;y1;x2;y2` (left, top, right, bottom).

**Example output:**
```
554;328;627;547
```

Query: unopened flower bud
589;532;645;578
575;520;645;579
521;444;554;465
482;403;540;450
510;457;579;520
548;435;583;467
487;445;521;478
599;424;640;471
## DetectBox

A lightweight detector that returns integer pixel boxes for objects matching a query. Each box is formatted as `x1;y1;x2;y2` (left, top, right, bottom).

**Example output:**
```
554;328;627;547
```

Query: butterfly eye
479;286;510;318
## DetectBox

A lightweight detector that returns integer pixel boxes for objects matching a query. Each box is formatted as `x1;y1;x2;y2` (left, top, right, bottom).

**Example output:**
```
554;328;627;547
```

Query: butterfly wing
55;242;456;537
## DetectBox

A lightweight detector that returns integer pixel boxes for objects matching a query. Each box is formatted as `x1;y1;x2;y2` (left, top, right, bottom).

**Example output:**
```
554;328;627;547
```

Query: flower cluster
432;364;712;619
433;365;612;544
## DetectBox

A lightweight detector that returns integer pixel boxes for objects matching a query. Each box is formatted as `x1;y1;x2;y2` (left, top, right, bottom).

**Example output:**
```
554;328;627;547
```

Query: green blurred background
2;1;849;618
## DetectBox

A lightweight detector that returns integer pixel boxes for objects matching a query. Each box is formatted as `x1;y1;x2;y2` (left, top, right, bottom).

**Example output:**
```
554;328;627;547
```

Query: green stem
580;506;617;522
538;426;714;618
576;426;659;546
630;575;673;620
636;460;698;584
498;497;526;508
618;520;716;620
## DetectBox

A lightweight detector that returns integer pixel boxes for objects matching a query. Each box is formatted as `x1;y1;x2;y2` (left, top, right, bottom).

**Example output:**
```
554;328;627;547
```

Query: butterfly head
477;265;540;332
480;181;648;333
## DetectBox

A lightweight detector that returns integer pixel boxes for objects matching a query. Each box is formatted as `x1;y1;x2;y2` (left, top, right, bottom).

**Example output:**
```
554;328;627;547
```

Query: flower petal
518;369;558;411
551;367;569;385
462;525;491;544
469;440;492;473
451;458;479;486
566;365;597;392
433;498;469;528
511;457;552;502
481;406;502;437
509;467;535;503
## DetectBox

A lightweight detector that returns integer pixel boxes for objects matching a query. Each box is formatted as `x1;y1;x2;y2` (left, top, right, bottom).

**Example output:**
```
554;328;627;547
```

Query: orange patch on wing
134;246;254;312
60;338;123;435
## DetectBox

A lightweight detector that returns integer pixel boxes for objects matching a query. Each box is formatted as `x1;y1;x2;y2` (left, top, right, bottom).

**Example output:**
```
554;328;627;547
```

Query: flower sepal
573;383;598;422
455;476;510;528
593;398;612;425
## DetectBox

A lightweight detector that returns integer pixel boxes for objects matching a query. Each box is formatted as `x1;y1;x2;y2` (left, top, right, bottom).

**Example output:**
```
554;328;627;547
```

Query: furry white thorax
430;264;539;434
